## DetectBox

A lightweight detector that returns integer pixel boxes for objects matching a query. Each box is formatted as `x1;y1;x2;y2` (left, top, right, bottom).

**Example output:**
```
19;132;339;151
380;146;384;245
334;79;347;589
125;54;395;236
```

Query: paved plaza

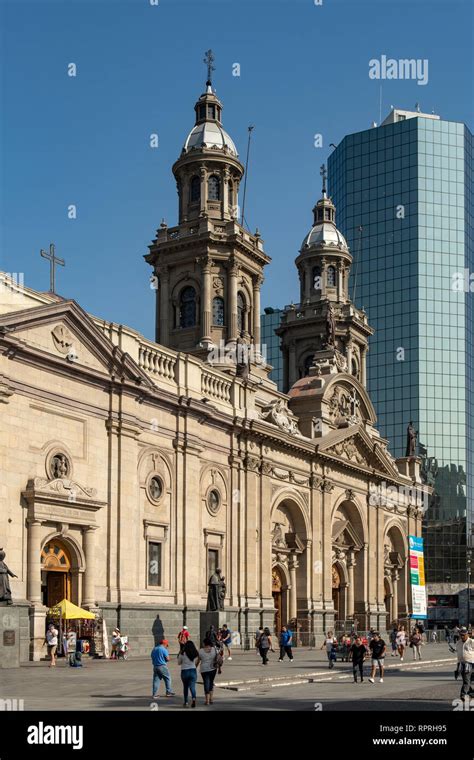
0;644;464;712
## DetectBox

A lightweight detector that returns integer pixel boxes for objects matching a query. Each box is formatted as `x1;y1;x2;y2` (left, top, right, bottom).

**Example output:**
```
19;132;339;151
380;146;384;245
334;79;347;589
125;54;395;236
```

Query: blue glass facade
261;307;284;391
328;115;474;619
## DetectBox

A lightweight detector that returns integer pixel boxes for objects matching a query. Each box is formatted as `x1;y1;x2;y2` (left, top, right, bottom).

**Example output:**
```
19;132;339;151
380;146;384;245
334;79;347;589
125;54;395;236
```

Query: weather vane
203;49;215;86
320;164;327;195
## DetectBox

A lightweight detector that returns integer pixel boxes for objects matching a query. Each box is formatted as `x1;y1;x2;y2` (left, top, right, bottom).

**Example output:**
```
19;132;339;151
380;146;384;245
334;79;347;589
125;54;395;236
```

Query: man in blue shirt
151;638;175;698
278;626;294;662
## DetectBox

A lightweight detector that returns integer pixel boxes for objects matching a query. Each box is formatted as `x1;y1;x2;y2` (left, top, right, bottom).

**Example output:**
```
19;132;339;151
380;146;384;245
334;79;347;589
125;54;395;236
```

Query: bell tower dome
145;52;270;363
276;165;374;392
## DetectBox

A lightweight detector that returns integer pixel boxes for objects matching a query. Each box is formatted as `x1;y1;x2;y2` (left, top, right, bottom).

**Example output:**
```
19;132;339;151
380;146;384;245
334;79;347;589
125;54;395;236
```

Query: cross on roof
203;49;215;85
320;164;327;196
40;243;65;294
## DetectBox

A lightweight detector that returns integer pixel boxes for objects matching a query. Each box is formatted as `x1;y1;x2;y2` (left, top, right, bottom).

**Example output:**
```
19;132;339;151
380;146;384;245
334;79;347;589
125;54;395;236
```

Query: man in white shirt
456;627;474;701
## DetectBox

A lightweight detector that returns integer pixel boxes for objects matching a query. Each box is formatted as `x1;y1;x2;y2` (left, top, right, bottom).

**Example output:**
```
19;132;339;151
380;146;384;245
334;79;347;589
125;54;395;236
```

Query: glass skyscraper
261;307;284;391
328;108;474;626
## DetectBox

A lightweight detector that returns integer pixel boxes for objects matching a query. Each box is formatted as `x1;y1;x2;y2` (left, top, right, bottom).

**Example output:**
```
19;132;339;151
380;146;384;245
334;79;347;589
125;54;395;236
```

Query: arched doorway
41;539;73;607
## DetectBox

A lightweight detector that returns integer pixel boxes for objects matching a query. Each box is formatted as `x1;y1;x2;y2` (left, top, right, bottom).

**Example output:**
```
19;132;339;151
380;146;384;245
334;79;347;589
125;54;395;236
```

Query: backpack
259;633;269;649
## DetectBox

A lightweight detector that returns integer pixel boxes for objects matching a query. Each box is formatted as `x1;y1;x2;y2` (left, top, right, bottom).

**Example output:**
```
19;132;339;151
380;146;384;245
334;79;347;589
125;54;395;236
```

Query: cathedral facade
0;73;429;660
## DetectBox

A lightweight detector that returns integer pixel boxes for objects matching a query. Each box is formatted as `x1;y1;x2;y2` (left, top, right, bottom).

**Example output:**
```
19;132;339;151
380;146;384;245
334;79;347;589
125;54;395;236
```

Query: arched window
237;292;246;334
208;175;221;201
327;265;336;287
351;358;359;378
212;296;225;326
312;265;321;291
190;176;200;203
179;286;197;328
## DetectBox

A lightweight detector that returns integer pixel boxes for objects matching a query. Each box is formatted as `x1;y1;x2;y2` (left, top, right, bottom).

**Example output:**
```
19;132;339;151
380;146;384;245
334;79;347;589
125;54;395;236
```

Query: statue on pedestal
0;549;17;604
405;421;417;457
325;303;336;348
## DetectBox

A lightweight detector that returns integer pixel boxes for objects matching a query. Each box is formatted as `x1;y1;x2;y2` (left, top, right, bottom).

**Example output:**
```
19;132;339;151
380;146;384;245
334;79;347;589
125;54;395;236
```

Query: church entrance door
41;540;72;607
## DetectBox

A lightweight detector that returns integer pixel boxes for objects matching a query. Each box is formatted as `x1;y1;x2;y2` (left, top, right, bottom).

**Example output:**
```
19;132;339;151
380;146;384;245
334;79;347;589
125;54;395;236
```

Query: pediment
332;518;363;550
317;424;400;478
0;300;152;386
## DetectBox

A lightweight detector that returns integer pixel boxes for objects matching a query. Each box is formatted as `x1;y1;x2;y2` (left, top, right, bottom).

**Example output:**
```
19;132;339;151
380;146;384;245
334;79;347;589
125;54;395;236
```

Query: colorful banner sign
409;535;427;619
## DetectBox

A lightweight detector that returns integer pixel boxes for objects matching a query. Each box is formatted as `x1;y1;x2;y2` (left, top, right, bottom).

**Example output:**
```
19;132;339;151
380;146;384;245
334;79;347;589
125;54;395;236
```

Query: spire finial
203;49;215;87
320;164;327;197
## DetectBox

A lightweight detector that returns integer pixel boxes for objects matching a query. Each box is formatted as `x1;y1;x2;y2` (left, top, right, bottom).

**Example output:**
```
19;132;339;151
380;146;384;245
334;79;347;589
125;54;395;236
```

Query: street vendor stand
47;599;97;658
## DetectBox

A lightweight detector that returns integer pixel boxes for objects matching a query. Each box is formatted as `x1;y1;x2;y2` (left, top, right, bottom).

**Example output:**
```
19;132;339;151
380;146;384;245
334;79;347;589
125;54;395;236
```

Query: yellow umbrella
48;598;96;620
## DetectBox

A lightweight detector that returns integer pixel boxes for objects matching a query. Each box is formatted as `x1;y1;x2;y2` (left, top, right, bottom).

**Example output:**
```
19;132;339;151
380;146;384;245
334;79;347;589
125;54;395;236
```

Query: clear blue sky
1;0;473;341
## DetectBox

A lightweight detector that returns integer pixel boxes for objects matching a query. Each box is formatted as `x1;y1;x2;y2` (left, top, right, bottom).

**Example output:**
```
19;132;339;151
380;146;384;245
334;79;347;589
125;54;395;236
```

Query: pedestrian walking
151;638;175;699
389;625;398;656
206;624;220;650
177;640;199;708
396;625;407;662
456;626;474;702
278;625;294;662
111;628;121;660
198;637;221;705
368;631;386;683
432;627;438;644
410;627;422;660
321;631;337;669
219;624;233;660
177;625;190;654
256;627;273;665
255;627;263;654
45;624;58;668
349;635;367;683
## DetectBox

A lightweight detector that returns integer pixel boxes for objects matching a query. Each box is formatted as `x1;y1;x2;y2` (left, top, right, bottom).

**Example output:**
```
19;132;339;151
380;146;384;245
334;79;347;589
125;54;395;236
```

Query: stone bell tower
145;51;270;363
276;165;373;393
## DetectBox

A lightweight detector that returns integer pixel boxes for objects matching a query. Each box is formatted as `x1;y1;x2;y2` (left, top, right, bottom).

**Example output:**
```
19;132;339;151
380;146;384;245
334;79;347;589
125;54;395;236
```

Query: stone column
158;266;169;346
288;340;297;388
228;260;239;342
289;555;299;621
252;275;262;351
180;176;189;222
337;263;343;300
201;256;212;344
27;518;44;604
361;345;367;386
82;527;97;608
200;166;207;216
346;338;353;374
320;258;327;299
391;569;399;622
347;551;356;618
222;168;229;219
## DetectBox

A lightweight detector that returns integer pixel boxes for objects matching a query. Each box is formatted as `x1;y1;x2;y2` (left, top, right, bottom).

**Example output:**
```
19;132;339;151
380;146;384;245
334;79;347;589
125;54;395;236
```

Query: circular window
49;453;71;480
148;475;163;502
207;489;221;515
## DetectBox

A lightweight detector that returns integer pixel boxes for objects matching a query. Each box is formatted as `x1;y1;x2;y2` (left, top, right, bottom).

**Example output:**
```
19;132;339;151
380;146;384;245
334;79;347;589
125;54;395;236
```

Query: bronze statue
325;303;336;348
206;568;225;611
0;549;17;604
406;421;417;457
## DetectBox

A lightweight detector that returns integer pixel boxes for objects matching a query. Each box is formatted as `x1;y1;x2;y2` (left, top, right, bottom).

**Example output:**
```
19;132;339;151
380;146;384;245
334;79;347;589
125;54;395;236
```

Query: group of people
388;623;424;661
151;624;233;707
254;626;294;665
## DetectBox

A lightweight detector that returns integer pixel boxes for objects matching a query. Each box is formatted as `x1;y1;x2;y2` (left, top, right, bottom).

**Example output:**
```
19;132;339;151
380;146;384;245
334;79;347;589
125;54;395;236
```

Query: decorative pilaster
27;519;44;604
